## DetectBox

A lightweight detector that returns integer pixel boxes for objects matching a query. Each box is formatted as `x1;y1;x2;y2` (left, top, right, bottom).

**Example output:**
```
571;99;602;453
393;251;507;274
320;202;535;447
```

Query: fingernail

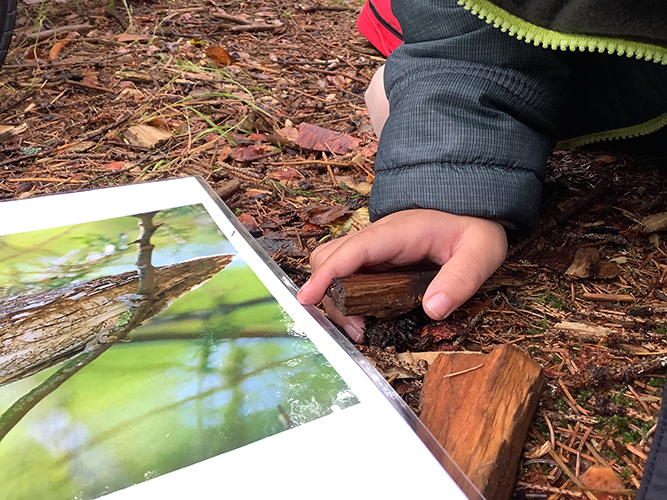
297;279;311;301
344;324;365;343
424;293;453;320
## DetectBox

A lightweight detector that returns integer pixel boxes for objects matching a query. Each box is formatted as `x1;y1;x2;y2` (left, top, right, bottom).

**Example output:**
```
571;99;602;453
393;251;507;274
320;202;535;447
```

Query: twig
212;12;252;24
229;24;280;33
64;79;114;94
3;177;87;184
442;364;484;378
78;112;132;142
581;292;635;303
104;7;130;31
23;24;91;42
301;4;352;13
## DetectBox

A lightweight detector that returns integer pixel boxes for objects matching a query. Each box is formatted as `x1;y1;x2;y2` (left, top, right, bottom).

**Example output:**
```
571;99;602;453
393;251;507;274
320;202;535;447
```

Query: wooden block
420;344;543;500
326;270;437;318
326;271;523;318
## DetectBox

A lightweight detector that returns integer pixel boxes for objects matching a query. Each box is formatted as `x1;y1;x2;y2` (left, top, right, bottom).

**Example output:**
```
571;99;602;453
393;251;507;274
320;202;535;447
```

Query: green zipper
555;112;667;150
457;0;667;64
458;0;667;147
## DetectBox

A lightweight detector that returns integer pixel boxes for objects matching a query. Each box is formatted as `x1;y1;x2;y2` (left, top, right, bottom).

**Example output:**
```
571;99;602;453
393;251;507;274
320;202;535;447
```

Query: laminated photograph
0;177;482;500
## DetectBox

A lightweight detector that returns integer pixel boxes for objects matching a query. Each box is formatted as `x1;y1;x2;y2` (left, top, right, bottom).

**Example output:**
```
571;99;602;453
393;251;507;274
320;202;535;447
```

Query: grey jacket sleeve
369;0;569;234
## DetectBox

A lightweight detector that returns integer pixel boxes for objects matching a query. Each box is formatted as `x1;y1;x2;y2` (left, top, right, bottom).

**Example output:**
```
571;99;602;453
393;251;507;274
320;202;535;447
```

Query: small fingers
322;297;366;343
298;227;409;305
423;225;507;320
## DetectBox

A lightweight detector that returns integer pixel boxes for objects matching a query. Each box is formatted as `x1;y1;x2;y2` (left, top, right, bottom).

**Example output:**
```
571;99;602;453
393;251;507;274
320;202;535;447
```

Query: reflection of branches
0;213;161;443
142;296;277;327
129;331;295;342
0;226;76;265
54;352;320;463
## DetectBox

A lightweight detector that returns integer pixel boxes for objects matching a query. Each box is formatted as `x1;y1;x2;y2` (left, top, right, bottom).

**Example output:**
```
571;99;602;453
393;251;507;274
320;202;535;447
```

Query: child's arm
297;209;507;341
300;0;567;339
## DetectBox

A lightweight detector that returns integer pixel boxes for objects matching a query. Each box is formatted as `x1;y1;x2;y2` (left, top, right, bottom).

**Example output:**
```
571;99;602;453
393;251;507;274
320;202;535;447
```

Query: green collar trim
556;112;667;150
458;0;667;64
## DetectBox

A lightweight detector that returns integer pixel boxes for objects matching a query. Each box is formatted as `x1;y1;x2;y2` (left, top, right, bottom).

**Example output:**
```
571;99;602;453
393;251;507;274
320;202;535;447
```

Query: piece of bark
327;271;438;318
123;124;172;148
420;344;543;500
215;178;243;201
0;123;28;143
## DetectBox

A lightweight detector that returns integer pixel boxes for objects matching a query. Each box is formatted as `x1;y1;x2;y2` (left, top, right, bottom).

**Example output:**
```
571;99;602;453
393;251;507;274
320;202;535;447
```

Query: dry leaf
303;204;350;226
49;40;68;61
248;133;267;142
327;207;370;237
145;117;171;131
268;168;301;182
642;212;667;233
102;161;126;171
326;74;346;88
579;466;625;500
230;145;267;162
82;73;98;86
335;175;372;196
302;223;324;232
205;46;236;67
237;213;259;233
276;126;299;142
650;233;660;248
524;441;551;460
565;248;601;278
296;122;360;155
0;123;28;143
596;154;617;164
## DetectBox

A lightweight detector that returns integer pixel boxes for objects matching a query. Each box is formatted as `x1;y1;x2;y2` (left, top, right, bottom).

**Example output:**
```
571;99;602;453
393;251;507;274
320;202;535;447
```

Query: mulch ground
2;1;667;498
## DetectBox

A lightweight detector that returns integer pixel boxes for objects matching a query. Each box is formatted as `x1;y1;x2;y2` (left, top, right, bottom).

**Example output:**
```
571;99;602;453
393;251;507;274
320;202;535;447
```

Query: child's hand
296;209;507;342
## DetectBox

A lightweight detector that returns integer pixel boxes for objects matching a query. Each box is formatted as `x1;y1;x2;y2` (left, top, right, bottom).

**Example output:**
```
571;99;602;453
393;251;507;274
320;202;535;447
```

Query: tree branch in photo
0;210;233;443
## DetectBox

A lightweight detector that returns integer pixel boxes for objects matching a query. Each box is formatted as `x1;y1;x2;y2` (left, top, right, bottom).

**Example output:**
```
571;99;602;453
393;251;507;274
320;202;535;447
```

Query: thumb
422;247;505;321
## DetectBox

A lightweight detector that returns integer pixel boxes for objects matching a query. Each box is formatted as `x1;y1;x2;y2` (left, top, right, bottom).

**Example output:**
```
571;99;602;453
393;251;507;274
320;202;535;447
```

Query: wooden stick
326;270;438;318
23;24;91;42
581;293;635;303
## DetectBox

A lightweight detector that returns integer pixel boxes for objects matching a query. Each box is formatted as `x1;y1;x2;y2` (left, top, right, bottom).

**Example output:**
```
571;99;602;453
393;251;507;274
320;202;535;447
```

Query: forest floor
2;0;667;498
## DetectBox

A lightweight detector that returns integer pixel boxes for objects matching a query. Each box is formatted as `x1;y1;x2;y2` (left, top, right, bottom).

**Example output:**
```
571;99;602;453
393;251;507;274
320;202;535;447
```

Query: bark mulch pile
2;0;667;498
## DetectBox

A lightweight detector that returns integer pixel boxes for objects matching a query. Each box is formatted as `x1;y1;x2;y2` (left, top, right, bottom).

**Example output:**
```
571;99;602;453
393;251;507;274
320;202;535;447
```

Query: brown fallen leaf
579;465;626;500
49;40;68;61
327;207;370;237
335;175;373;196
101;161;126;171
297;122;360;155
276;126;299;142
82;73;99;87
641;212;667;233
565;248;621;279
566;248;601;278
237;213;259;233
205;46;236;67
230;145;267;162
268;168;302;182
302;204;350;226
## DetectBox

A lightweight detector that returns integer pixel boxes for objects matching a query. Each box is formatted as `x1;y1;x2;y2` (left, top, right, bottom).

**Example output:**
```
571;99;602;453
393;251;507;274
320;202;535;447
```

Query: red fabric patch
357;0;403;57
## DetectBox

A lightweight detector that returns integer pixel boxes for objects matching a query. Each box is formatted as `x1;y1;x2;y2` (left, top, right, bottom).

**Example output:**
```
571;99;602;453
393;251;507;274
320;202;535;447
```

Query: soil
2;0;667;498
